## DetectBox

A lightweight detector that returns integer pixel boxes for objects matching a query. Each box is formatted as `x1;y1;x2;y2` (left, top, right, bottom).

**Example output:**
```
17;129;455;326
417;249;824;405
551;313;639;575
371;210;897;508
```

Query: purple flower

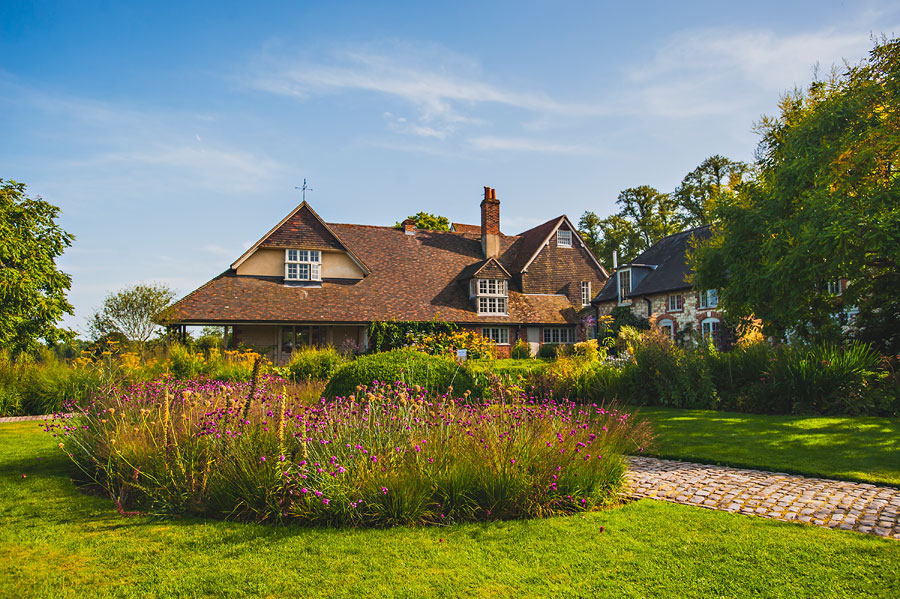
259;456;266;462
381;486;388;494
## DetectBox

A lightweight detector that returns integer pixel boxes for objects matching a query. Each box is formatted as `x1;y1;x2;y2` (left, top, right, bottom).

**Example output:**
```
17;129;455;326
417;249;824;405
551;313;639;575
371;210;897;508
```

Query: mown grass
639;407;900;486
2;421;899;598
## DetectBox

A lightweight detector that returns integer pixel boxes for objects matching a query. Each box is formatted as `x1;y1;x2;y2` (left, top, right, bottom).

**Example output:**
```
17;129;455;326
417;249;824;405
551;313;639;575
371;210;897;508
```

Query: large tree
89;283;176;348
674;155;750;227
579;186;683;268
691;38;900;348
0;179;74;355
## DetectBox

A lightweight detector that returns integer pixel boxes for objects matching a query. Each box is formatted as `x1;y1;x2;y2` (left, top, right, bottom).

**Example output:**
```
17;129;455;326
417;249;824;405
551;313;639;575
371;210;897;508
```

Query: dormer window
617;269;632;304
474;278;507;315
285;249;321;281
557;229;572;248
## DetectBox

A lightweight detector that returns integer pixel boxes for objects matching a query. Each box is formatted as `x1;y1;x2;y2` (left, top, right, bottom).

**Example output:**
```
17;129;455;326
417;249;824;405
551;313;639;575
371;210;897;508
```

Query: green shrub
167;343;205;380
0;350;100;416
537;344;559;359
324;349;476;398
770;342;881;415
707;341;779;412
510;339;532;359
54;377;652;526
282;346;347;381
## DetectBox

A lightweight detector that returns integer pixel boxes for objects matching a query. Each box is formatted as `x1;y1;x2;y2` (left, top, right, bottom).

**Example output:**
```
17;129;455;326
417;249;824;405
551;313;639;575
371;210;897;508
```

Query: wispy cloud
467;135;594;155
243;42;608;148
2;80;284;193
625;25;889;118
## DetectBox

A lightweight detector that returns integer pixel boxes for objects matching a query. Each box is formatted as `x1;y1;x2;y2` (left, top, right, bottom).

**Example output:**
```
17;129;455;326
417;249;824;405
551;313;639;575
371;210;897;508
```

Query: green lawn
2;422;899;598
638;407;900;486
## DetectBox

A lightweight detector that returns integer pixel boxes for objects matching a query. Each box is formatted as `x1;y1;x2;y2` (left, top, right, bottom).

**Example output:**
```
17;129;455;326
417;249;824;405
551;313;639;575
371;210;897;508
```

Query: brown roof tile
171;223;580;325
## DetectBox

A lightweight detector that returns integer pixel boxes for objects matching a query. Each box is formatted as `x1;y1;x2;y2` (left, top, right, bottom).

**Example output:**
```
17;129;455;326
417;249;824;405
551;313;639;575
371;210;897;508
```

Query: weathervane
295;179;313;202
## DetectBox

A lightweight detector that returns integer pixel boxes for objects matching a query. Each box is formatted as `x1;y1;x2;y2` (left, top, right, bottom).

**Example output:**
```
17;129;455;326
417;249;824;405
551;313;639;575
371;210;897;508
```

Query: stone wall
597;289;724;340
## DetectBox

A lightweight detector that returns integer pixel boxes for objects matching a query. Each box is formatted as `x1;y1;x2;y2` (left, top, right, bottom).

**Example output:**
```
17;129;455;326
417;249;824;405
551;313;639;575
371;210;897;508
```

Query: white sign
456;349;467;362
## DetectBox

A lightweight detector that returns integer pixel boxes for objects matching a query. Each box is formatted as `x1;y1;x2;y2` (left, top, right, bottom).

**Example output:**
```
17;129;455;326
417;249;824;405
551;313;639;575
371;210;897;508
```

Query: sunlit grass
3;421;898;598
638;407;900;485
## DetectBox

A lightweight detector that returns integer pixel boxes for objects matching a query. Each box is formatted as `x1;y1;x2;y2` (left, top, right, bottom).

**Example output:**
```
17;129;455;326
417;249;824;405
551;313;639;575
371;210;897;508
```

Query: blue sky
1;1;897;334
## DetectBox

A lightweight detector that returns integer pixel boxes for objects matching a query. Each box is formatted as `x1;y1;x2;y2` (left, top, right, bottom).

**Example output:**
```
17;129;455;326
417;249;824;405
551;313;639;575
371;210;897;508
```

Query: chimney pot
403;218;416;235
480;186;501;258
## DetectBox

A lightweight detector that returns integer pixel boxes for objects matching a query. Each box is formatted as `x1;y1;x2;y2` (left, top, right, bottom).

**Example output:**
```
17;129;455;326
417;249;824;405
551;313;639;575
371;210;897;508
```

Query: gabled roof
509;215;609;276
456;257;512;281
450;222;481;234
594;225;712;302
170;224;577;325
231;202;370;275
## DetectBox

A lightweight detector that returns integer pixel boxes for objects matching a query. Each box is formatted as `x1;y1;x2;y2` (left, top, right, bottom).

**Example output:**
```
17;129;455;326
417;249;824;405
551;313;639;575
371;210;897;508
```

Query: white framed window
581;281;592;307
701;318;720;342
698;289;718;309
617;269;632;304
556;229;572;248
482;327;509;345
827;280;843;295
285;249;322;281
542;327;575;344
475;278;508;315
667;294;683;312
478;279;507;296
478;297;507;314
659;319;674;340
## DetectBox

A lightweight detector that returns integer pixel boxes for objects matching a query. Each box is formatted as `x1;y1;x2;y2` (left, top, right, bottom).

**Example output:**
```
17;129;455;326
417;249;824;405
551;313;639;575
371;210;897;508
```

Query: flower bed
45;377;651;526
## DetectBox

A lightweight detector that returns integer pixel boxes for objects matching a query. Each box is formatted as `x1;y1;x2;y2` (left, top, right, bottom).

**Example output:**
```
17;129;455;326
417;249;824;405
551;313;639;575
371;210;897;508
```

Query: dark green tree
691;38;900;348
674;155;750;227
579;186;683;268
0;179;74;355
394;211;450;231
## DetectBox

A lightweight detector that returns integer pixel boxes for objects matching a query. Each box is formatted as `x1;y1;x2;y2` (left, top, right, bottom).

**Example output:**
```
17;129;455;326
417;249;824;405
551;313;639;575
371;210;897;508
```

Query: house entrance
280;325;325;360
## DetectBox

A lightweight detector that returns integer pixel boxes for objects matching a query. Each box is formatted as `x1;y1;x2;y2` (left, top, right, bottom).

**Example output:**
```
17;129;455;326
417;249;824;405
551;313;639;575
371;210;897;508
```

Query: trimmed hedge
324;349;477;398
282;346;348;381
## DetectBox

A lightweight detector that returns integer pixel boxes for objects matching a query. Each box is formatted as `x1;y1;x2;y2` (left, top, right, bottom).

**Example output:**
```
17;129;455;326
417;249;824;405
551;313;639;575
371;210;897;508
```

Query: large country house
593;225;723;343
168;187;609;361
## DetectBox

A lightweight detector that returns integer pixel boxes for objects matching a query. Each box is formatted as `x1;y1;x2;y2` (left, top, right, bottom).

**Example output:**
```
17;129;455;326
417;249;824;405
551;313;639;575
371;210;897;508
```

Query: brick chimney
402;218;416;235
480;186;500;259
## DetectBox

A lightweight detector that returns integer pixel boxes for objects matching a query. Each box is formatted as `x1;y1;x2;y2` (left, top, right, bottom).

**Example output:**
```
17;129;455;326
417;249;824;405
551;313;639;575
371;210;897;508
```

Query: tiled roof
170;223;580;325
451;222;481;234
260;204;345;251
595;225;712;302
507;217;565;273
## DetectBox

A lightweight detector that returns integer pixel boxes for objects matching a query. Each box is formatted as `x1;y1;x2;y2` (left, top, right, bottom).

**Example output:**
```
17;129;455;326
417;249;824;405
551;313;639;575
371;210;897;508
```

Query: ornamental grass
45;376;652;527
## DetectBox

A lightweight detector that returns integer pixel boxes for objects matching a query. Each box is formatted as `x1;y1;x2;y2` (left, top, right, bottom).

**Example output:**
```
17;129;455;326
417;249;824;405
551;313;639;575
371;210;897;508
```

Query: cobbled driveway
627;456;900;539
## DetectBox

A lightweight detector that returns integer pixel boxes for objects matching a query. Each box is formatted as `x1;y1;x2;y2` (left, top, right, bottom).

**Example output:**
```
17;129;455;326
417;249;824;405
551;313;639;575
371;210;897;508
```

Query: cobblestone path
0;414;54;423
627;456;900;539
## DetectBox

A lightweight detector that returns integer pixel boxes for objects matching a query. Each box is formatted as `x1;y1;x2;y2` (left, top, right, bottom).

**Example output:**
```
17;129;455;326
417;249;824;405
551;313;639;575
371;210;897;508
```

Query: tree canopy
394;212;451;231
691;37;900;349
0;179;74;355
579;184;690;268
89;283;176;347
674;155;750;228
